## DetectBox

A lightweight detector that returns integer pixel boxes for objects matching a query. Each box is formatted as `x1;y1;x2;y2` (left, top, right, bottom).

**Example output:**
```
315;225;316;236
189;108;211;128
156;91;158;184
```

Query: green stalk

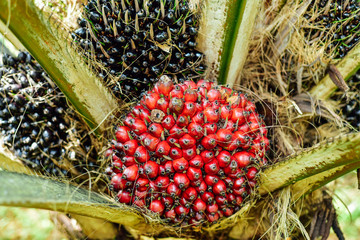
258;132;360;195
0;0;118;132
309;43;360;99
198;0;260;86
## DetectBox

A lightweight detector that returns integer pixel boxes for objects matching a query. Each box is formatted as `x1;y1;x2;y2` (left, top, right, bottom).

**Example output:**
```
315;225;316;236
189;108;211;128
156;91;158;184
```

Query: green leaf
0;0;118;132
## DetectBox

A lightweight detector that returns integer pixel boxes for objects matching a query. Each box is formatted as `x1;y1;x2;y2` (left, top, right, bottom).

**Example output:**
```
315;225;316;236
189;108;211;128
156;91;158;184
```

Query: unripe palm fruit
106;75;269;225
73;0;206;100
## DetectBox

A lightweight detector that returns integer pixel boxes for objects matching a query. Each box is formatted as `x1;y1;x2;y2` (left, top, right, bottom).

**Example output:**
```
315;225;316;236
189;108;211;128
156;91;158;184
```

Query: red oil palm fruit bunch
106;75;269;225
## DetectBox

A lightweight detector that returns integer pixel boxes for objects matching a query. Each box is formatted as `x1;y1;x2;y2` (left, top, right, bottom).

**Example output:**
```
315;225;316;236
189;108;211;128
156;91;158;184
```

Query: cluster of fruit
0;52;97;177
72;0;205;100
105;76;269;225
304;0;360;58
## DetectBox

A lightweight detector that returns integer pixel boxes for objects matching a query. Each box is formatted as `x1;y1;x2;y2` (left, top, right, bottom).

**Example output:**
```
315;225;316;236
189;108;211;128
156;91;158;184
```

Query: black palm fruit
304;0;360;58
72;0;206;101
341;70;360;129
0;52;98;177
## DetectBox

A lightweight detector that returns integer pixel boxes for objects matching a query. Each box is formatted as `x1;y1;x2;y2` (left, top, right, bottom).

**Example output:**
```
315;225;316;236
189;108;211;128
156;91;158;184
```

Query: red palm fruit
184;89;197;102
124;114;135;127
135;178;149;191
228;193;236;205
165;209;176;219
192;111;205;124
111;173;127;190
202;99;212;109
201;192;214;203
204;175;219;186
167;183;181;197
233;151;254;168
213;180;227;196
216;129;232;147
134;189;148;199
155;141;171;157
224;177;234;188
212;100;221;110
198;87;207;98
224;120;236;132
204;159;220;175
204;123;218;135
138;108;151;122
183;187;198;201
170;147;182;159
176;114;189;127
162;115;176;130
233;187;247;196
173;158;189;172
144;161;159;179
183;80;197;89
215;195;228;206
164;161;174;174
207;89;221;102
179;134;196;149
188;122;204;140
122;156;136;167
149;199;165;215
245;100;256;112
195;102;203;112
248;121;261;134
142;92;160;110
132;105;146;117
228;169;244;179
148;181;159;193
233;177;246;189
207;212;220;223
238;123;250;134
220;105;232;119
133;198;146;208
162;196;174;208
246;167;258;180
115;126;131;143
204;107;220;123
123;140;138;156
222;207;234;217
182;102;196;117
134;146;150;163
169;97;184;114
187;167;203;181
169;125;186;139
112;152;121;162
201;134;217;149
200;150;214;163
189;155;204;168
105;149;114;158
170;85;184;98
193;198;206;212
179;197;192;208
196;181;207;194
148;123;164;138
159;164;167;176
235;196;243;205
167;136;179;148
191;179;203;187
206;202;219;215
174;173;190;189
248;179;257;188
142;134;160;151
175;205;190;218
149;192;161;200
217;151;231;168
117;190;132;204
112;160;123;173
122;164;139;181
156;98;170;113
231;108;246;125
224;134;240;151
182;146;196;160
197;79;213;89
195;212;205;222
154;76;174;95
155;176;170;189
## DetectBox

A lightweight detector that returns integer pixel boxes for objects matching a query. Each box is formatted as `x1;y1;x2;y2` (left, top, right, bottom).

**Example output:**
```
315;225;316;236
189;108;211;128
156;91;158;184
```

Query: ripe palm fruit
72;0;205;100
304;0;360;58
0;52;98;177
106;75;269;225
341;70;360;129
